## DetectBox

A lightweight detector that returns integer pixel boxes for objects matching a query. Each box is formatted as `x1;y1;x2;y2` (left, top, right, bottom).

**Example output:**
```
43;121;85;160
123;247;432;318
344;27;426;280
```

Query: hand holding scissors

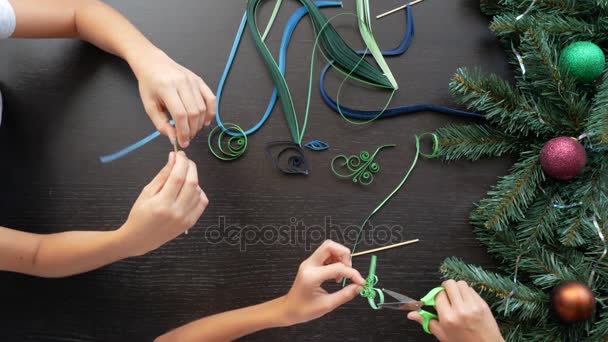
380;287;445;334
382;280;504;342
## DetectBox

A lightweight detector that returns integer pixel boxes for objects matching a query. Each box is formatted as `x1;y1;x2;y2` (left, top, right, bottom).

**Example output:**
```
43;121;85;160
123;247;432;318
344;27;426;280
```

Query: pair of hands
117;151;208;257
281;241;503;342
130;48;216;149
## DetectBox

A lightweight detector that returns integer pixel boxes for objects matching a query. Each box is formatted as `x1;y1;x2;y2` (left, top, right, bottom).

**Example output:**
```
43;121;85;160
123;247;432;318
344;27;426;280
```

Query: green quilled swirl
331;144;396;185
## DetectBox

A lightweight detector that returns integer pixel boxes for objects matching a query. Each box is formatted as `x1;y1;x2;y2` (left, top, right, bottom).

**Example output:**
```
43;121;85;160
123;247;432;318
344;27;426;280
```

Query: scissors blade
381;289;424;311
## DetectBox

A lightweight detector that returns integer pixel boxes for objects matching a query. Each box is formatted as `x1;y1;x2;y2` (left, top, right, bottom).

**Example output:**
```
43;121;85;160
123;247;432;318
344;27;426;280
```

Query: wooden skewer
352;239;420;257
171;139;189;235
376;0;426;20
172;139;179;153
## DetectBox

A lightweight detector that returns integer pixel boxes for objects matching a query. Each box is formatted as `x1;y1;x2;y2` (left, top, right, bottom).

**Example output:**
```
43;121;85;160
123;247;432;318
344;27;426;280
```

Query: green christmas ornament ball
560;41;606;83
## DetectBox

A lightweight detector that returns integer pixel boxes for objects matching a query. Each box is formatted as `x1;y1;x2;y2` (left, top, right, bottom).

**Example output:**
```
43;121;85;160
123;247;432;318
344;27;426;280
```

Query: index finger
161;88;191;148
433;290;454;320
159;151;190;200
308;240;352;267
314;263;366;286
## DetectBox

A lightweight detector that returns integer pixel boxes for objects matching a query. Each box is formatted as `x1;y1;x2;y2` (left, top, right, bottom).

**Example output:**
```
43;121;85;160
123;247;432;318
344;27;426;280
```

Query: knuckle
153;206;170;219
442;315;457;328
200;195;209;208
186;178;198;187
172;175;186;184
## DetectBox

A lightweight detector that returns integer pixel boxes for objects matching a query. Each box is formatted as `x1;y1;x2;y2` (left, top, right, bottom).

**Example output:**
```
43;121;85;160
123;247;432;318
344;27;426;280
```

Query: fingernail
184;140;190;148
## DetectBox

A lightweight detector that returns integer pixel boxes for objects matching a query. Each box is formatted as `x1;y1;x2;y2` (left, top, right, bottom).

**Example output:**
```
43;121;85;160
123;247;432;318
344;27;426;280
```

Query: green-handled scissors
380;287;445;334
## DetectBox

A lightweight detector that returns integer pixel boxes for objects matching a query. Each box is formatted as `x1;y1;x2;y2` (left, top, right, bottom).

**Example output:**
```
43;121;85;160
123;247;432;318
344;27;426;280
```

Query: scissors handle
419;287;445;335
419;310;439;334
421;286;445;306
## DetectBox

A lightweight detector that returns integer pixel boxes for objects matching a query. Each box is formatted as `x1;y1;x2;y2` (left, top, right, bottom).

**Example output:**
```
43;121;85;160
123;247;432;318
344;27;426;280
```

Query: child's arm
155;240;367;342
0;152;208;278
8;0;216;149
408;279;504;342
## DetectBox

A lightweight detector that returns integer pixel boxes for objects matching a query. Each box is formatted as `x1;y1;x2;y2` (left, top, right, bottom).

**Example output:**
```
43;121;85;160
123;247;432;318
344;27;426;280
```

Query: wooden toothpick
376;0;426;20
172;138;179;153
352;239;420;257
171;138;189;235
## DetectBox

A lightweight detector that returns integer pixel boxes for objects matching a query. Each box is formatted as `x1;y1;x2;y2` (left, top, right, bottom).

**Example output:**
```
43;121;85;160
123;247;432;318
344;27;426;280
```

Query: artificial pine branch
471;149;544;232
450;68;550;136
433;124;519;161
517;29;590;132
490;14;603;41
440;258;549;321
514;190;561;247
481;0;596;17
586;71;608;144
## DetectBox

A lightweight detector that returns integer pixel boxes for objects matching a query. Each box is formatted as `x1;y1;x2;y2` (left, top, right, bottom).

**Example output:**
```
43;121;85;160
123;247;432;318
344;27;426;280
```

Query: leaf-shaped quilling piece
304;140;330;151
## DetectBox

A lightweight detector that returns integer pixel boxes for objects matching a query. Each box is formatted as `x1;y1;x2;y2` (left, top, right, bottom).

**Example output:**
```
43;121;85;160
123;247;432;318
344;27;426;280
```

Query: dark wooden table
0;0;512;341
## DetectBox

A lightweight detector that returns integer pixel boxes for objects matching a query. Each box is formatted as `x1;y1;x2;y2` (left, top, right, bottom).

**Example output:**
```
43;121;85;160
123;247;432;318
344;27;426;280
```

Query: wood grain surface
0;0;512;341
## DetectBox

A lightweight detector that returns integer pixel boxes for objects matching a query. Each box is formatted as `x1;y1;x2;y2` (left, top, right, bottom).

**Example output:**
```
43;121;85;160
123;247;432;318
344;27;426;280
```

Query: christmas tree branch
518;29;589;131
441;258;549;321
586;72;608;145
433;124;521;161
450;68;551;136
490;13;602;41
515;190;561;246
481;0;596;16
471;149;544;232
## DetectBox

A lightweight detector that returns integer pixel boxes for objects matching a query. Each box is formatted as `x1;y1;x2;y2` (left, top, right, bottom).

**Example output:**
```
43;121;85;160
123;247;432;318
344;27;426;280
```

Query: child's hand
408;280;504;342
117;151;208;257
280;240;367;326
130;48;216;149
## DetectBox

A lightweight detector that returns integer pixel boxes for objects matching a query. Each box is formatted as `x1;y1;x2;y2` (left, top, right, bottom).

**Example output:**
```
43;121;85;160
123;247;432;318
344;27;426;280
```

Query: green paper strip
261;0;284;41
347;134;440;266
360;255;385;310
356;0;399;89
246;0;393;144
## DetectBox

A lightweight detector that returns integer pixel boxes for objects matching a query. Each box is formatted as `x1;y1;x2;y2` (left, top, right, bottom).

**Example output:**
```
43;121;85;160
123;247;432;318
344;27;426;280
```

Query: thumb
324;284;362;311
144;152;176;195
143;97;177;143
407;311;422;323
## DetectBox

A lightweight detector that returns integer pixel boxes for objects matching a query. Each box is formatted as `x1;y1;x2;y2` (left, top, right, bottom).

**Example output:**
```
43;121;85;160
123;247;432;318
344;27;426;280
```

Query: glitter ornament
540;137;587;181
560;41;605;83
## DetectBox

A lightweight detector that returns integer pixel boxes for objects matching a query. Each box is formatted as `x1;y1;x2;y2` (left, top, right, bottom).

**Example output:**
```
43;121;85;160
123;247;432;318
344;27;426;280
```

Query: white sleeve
0;0;16;39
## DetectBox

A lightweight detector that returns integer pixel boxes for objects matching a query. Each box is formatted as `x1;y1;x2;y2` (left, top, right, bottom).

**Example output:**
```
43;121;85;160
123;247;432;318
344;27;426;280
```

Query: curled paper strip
360;255;384;310
265;141;310;175
305;140;330;151
208;123;248;161
331;144;395;185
